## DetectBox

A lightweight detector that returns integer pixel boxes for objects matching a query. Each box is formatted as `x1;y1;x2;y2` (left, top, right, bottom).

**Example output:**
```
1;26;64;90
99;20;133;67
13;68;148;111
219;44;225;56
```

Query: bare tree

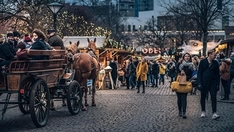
158;0;233;56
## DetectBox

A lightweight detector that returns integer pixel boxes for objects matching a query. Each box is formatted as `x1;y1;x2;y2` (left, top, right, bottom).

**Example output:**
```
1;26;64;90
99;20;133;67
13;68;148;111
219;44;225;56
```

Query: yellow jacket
136;62;148;81
159;64;166;74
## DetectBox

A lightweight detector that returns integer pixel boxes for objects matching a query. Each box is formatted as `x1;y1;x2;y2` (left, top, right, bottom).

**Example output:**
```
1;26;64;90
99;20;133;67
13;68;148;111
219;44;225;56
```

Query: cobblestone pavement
0;78;234;132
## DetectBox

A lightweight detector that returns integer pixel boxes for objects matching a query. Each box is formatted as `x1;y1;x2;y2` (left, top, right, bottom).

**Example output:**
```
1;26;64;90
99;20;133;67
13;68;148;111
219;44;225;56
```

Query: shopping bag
179;70;187;85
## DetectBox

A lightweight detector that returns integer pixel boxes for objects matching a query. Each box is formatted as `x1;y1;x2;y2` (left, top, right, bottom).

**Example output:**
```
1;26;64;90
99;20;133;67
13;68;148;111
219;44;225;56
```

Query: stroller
190;74;198;95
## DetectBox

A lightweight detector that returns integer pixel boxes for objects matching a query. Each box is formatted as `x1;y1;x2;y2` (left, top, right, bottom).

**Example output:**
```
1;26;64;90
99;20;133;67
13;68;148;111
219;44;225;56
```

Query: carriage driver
47;29;65;50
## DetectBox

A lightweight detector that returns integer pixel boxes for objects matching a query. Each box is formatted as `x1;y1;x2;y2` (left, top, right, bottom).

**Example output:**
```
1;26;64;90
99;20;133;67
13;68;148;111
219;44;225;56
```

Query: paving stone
0;78;234;131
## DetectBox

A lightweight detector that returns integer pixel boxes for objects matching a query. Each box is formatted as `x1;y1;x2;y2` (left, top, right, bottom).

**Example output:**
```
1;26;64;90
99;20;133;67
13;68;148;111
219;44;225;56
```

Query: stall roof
221;37;234;44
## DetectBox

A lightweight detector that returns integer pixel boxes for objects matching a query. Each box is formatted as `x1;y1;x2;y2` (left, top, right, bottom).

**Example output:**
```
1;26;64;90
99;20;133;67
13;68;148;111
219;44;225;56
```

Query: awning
220;37;234;44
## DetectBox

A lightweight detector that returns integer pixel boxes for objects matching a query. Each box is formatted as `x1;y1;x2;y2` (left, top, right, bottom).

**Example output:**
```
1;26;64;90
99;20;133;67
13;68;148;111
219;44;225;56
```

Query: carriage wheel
18;78;34;114
67;80;82;115
30;79;50;127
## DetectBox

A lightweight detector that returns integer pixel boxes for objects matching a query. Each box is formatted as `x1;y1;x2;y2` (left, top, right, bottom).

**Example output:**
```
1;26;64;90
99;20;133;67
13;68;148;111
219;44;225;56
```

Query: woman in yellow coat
136;57;148;93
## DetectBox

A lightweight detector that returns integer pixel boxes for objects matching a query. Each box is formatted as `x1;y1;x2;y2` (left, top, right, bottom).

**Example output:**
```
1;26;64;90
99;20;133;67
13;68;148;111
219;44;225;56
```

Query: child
16;42;29;60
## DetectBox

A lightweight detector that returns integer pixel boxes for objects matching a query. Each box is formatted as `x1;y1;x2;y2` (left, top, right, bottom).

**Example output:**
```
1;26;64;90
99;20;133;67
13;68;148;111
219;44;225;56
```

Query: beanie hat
24;34;32;42
13;31;21;37
7;33;13;37
17;42;26;49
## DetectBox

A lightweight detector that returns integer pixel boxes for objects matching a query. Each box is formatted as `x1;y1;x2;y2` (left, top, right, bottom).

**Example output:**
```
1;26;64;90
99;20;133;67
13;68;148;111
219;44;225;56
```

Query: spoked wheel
67;80;82;115
30;79;50;127
18;78;34;114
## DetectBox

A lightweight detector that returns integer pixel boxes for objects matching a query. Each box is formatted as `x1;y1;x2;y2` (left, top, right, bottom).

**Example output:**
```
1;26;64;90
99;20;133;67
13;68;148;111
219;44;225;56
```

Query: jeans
200;85;217;113
159;74;165;85
146;74;151;86
151;74;158;87
129;75;136;88
176;92;188;114
221;79;229;98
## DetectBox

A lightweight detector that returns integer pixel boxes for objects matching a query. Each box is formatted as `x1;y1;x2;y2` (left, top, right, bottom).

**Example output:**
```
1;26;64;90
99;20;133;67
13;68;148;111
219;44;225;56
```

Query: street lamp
47;2;63;32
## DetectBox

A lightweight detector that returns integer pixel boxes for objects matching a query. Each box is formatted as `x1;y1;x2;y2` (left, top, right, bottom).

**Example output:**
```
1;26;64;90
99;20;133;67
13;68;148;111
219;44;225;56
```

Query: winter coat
159;63;166;74
230;56;234;75
0;42;15;60
48;34;65;49
30;39;48;60
167;62;176;77
179;60;194;81
197;58;220;91
109;61;118;79
136;62;148;81
151;62;159;75
220;60;231;81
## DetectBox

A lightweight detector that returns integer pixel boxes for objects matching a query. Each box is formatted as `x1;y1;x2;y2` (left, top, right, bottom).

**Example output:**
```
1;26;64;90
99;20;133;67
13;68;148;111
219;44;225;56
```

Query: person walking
159;62;166;85
220;59;232;100
128;58;136;89
109;58;118;89
167;59;176;83
31;29;49;60
197;50;220;120
229;52;234;98
136;57;148;93
124;59;130;89
176;53;194;119
151;60;159;87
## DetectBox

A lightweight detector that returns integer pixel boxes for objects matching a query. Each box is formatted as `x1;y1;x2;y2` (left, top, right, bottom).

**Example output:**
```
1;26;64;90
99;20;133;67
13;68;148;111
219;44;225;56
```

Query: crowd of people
0;29;65;71
110;50;233;120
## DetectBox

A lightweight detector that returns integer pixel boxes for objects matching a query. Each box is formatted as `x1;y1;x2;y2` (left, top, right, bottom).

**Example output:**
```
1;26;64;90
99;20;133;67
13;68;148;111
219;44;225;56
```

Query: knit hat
7;33;13;37
24;34;32;42
17;42;26;49
13;31;21;37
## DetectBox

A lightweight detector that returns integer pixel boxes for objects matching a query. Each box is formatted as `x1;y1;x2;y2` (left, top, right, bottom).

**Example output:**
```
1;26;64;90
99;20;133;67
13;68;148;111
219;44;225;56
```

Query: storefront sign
142;48;162;54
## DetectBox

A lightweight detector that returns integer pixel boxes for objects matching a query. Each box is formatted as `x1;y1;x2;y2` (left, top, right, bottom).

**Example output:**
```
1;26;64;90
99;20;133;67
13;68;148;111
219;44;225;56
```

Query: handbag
179;70;187;85
170;75;192;93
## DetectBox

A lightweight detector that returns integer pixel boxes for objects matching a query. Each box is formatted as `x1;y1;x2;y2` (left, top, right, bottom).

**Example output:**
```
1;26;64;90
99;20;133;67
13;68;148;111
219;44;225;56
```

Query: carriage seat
27;50;66;59
8;50;66;73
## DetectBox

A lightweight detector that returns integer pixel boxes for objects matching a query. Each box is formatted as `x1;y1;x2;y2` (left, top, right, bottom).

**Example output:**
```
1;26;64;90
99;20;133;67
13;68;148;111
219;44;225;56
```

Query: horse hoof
92;103;96;106
82;108;87;111
85;103;89;106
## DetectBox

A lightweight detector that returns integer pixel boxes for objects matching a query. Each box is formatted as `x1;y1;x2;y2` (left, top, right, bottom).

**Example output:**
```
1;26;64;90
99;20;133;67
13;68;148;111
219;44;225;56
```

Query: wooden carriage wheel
67;80;82;115
18;77;34;114
30;79;50;128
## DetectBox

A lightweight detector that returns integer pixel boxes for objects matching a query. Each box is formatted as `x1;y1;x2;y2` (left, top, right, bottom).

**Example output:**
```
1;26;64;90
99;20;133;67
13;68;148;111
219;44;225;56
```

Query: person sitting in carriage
16;42;29;60
0;34;15;71
30;29;49;60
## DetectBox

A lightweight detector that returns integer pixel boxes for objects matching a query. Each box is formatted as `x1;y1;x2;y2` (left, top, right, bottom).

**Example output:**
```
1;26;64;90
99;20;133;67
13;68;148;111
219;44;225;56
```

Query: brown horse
67;38;100;111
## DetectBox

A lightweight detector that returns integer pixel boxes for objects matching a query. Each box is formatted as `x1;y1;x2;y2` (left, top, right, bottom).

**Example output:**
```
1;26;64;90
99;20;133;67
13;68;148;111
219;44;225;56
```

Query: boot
142;86;145;93
137;87;140;93
182;112;187;119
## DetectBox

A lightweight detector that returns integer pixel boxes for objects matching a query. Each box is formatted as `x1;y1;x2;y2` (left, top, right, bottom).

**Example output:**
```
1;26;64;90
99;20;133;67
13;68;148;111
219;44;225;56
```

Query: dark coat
48;34;65;49
230;56;234;75
0;42;15;60
128;62;136;76
167;62;176;77
151;62;159;75
197;58;220;93
109;61;118;79
30;39;48;60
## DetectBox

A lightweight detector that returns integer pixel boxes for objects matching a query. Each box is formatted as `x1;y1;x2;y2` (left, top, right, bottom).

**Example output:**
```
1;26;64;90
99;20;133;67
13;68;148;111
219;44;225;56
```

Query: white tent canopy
182;40;221;55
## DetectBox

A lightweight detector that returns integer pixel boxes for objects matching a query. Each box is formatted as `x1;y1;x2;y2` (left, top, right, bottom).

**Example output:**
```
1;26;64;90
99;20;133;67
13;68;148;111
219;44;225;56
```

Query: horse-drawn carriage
0;50;82;127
